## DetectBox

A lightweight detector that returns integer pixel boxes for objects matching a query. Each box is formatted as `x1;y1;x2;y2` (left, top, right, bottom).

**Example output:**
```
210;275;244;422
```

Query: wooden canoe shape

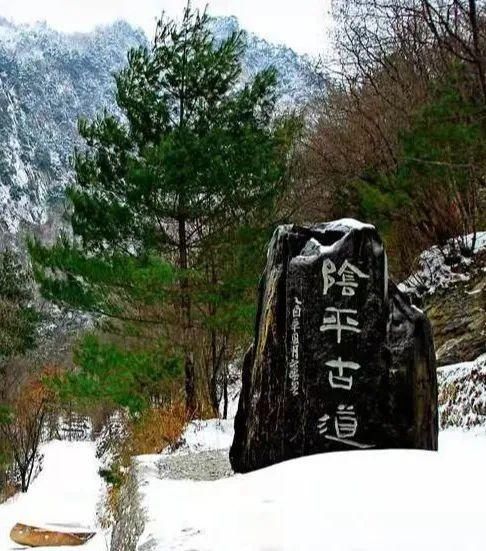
10;523;95;547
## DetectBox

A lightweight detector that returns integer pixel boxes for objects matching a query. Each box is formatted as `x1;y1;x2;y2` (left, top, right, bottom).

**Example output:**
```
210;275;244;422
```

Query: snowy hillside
210;16;323;106
0;16;322;243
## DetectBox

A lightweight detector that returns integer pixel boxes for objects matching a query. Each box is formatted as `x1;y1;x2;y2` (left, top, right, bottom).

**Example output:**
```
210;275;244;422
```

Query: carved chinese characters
322;258;369;296
318;405;373;449
289;297;302;395
320;307;360;343
325;357;361;390
318;259;374;449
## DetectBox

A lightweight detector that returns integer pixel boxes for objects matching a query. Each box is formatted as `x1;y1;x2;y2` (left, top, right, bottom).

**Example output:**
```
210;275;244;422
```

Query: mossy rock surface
425;250;485;367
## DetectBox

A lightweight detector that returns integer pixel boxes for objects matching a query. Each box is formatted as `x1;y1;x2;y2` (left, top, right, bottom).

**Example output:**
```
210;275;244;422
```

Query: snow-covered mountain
0;19;145;240
211;16;322;106
0;16;323;244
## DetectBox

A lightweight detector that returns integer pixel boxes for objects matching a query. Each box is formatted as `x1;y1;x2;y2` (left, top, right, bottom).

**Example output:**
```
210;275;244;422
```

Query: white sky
0;0;333;56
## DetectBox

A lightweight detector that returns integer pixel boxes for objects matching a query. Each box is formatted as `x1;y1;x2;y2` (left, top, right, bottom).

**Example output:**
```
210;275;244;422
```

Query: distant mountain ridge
0;16;323;243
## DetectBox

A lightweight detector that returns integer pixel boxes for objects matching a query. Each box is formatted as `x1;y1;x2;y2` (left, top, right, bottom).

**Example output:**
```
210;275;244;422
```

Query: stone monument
230;220;438;473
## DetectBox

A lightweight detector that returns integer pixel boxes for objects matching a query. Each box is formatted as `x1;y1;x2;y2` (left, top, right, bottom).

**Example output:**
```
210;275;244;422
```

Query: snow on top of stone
300;237;337;257
325;218;376;232
296;220;375;258
399;231;486;296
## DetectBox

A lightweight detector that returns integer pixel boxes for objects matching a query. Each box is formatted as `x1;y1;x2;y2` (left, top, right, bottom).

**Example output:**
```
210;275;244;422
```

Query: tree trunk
222;362;229;420
184;353;196;417
20;468;28;493
209;329;219;413
468;0;486;104
178;216;197;415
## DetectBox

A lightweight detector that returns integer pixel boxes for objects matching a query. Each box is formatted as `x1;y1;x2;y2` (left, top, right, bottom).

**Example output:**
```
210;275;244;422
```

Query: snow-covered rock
231;221;437;474
399;231;486;296
398;232;485;366
404;234;485;366
438;353;486;431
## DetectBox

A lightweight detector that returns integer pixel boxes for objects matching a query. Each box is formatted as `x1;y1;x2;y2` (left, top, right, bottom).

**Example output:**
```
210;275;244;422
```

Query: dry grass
0;481;18;503
126;401;187;456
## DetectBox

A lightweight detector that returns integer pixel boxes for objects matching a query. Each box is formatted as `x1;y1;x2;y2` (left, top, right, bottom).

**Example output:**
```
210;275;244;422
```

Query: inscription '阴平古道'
318;259;374;449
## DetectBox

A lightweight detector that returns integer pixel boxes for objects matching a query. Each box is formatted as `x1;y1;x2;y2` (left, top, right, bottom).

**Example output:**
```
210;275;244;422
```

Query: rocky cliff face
399;233;485;432
399;233;485;366
426;249;486;366
426;245;485;432
0;16;322;246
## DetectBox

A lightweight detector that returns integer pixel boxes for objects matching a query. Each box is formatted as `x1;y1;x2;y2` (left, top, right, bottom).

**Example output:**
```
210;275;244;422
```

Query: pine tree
0;250;39;398
29;4;298;414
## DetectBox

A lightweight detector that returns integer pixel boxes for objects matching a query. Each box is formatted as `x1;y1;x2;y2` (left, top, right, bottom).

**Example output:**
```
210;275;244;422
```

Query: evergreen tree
29;5;298;413
0;250;39;398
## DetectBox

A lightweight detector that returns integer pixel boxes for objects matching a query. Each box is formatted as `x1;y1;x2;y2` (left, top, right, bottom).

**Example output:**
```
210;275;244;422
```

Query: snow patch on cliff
399;231;486;296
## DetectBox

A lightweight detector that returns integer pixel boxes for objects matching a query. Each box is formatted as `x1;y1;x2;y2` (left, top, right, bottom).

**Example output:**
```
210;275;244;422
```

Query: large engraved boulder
230;220;438;473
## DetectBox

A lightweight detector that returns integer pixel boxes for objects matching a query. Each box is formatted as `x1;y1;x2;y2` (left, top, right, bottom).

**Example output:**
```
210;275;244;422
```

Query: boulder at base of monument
230;220;438;473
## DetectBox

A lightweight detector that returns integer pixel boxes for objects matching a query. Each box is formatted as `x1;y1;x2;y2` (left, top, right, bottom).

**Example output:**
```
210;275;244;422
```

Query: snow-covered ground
1;431;485;551
131;351;486;550
136;428;486;551
2;355;486;550
1;428;485;551
0;440;109;550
